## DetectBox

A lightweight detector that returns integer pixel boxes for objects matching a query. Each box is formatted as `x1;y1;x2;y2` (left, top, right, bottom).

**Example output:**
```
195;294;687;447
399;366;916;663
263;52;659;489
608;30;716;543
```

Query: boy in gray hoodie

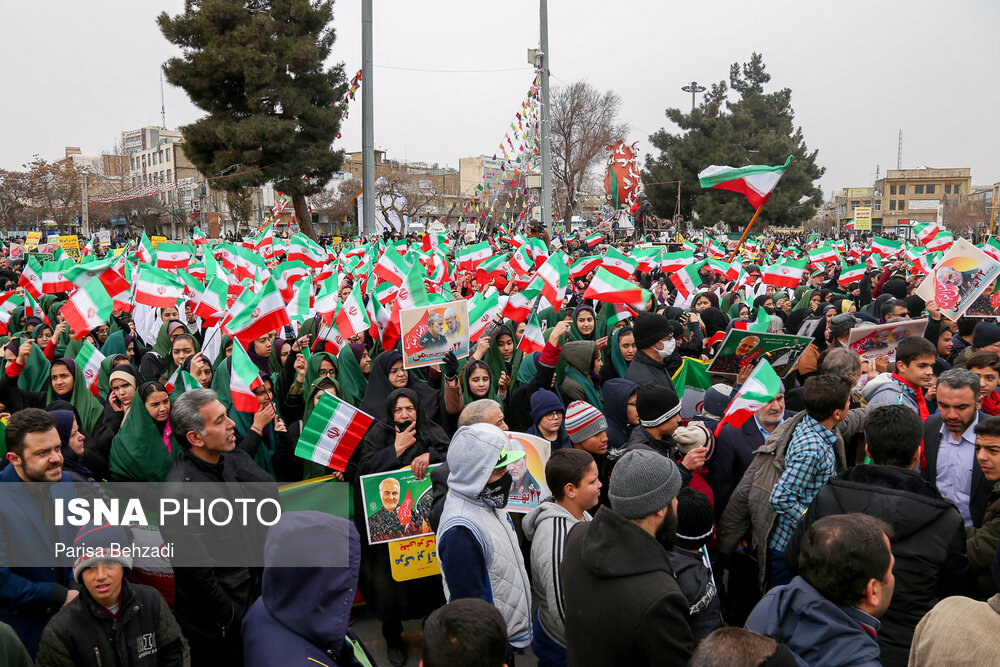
522;448;603;667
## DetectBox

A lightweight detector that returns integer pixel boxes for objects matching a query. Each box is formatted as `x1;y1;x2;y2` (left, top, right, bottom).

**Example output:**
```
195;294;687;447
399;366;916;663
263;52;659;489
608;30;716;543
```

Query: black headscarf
359;350;447;429
359;387;449;467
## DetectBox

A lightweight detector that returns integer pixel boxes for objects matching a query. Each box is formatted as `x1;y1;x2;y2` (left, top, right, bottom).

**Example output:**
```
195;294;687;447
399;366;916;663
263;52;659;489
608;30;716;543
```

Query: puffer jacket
35;580;188;667
716;411;851;590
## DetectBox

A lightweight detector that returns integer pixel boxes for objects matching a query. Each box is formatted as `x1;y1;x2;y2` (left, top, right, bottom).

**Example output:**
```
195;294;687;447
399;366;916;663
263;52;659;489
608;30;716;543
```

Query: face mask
394;420;413;433
479;472;513;509
853;373;869;394
658;339;676;359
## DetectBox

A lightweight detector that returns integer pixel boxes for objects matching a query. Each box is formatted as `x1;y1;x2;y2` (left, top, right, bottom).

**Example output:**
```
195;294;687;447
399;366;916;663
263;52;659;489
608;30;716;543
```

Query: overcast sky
2;0;998;198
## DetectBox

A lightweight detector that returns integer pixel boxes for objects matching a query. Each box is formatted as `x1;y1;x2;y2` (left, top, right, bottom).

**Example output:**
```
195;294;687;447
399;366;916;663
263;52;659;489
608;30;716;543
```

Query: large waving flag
698;156;793;209
61;281;113;340
230;340;264;412
584;267;650;307
333;283;371;341
296;393;374;473
226;279;290;344
714;361;782;436
134;265;185;308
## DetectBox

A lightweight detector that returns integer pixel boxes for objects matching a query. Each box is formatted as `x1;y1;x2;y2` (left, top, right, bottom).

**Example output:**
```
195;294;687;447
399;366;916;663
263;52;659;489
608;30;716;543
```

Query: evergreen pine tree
159;0;347;240
644;53;824;231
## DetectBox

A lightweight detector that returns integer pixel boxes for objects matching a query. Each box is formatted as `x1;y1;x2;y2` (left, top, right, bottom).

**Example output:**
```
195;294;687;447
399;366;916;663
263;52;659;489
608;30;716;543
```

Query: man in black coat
785;405;967;667
625;313;687;388
162;388;274;667
921;369;991;528
562;449;693;666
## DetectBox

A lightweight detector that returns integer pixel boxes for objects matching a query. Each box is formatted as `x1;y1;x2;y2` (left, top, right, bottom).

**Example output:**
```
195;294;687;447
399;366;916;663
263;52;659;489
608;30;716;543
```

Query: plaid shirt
768;414;838;552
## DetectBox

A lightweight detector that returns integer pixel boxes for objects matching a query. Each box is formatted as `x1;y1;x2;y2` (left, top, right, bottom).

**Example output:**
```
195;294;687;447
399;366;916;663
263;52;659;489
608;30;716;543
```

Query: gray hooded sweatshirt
522;500;591;647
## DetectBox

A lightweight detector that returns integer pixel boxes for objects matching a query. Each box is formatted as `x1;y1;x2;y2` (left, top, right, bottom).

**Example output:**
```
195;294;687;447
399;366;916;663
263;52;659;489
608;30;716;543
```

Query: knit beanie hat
609;449;682;519
702;384;734;420
672;422;716;460
633;313;672;349
636;384;681;427
674;487;715;550
564;400;607;444
973;322;1000;349
72;523;134;583
530;389;565;425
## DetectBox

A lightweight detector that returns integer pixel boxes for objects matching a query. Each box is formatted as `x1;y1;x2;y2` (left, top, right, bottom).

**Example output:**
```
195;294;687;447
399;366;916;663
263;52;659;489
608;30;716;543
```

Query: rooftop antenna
160;71;167;129
896;129;902;170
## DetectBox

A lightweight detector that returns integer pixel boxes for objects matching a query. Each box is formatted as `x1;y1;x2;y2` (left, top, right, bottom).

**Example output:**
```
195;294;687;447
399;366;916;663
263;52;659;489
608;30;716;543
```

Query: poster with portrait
400;299;470;369
914;239;1000;320
707;330;813;378
504;432;552;514
847;319;928;362
360;465;439;546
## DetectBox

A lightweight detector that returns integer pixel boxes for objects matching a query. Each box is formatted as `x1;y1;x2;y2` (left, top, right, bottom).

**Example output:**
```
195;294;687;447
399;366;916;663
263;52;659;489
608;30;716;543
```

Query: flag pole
727;204;764;262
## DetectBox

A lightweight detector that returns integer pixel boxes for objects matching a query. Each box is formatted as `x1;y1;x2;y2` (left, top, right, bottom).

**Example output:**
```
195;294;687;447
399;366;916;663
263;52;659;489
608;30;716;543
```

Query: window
889;200;897;211
926;184;935;194
899;200;906;209
851;201;859;210
890;185;897;195
899;185;906;194
839;204;847;214
165;148;171;162
944;184;952;194
954;185;960;195
166;169;172;182
864;200;870;207
141;155;146;167
874;200;881;211
914;185;924;194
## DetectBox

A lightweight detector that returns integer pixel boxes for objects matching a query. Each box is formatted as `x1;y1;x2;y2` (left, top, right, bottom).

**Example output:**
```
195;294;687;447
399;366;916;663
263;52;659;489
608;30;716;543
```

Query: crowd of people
0;222;999;667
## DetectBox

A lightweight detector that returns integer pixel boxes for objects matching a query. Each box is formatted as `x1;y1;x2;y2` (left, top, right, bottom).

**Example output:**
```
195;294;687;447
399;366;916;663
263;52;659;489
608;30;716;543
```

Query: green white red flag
295;392;374;472
469;291;501;342
671;358;714;420
838;262;866;287
670;260;706;298
230;340;264;413
134;265;185;308
762;259;807;288
226;279;290;344
334;283;371;341
714;360;782;436
76;341;105;397
61;280;113;340
517;312;545;354
41;260;77;294
584;267;650;307
156;243;193;270
18;255;44;300
872;237;902;257
698;156;793;209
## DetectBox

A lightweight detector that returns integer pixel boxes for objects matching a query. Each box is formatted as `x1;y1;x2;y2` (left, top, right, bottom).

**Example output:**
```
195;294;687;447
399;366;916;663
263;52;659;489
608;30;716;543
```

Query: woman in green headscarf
482;323;522;395
157;333;199;385
461;359;500;405
140;319;191;382
599;326;635;383
109;381;178;482
568;305;599;342
1;337;51;393
559;340;603;409
337;342;370;408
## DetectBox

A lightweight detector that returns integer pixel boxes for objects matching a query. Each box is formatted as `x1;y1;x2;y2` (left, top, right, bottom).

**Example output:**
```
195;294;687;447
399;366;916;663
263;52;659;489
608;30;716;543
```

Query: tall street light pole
539;0;553;232
681;81;706;112
361;0;375;237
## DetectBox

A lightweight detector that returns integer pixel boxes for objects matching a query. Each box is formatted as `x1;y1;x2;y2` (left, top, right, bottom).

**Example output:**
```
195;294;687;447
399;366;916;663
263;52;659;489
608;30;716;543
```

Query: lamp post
681;81;706;112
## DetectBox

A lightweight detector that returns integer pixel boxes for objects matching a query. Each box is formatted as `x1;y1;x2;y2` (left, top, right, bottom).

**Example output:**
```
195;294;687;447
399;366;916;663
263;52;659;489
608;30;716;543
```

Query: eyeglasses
316;368;334;377
544;411;563;419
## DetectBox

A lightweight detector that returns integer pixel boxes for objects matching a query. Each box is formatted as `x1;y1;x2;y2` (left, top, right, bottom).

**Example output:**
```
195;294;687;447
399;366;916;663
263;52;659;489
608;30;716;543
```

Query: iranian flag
734;306;771;333
165;367;201;394
838;262;867;287
61;281;113;340
528;252;570;306
19;255;44;300
585;231;602;247
926;231;953;253
458;242;491;270
315;279;340;324
230;341;264;413
713;360;783;436
659;250;696;273
982;237;1000;262
601;247;639;280
912;222;941;245
156;243;193;270
373;249;410;287
671;358;714;420
501;289;535;322
570;255;602;278
475;254;508;284
295;393;374;472
807;245;839;265
192;227;208;245
333;283;371;340
469;291;501;342
762;259;808;288
226;279;290;344
287;233;328;268
136;232;156;264
76;341;105;397
517;312;545;354
287;276;314;323
134;265;185;308
272;260;311;302
584;267;650;307
41;260;77;294
670;260;707;298
698;156;793;209
509;245;534;277
194;275;230;325
872;237;902;258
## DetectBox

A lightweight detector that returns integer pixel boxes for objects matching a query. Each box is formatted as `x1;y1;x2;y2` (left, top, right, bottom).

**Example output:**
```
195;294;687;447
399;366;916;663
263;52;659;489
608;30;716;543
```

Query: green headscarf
461;359;498;405
605;327;630;380
101;330;127;356
336;345;368;408
97;354;129;402
482;323;522;394
305;351;341;397
792;288;818;312
109;393;178;482
47;358;103;433
568;305;600;342
151;320;189;358
21;340;52;394
516;352;539;385
560;340;603;410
